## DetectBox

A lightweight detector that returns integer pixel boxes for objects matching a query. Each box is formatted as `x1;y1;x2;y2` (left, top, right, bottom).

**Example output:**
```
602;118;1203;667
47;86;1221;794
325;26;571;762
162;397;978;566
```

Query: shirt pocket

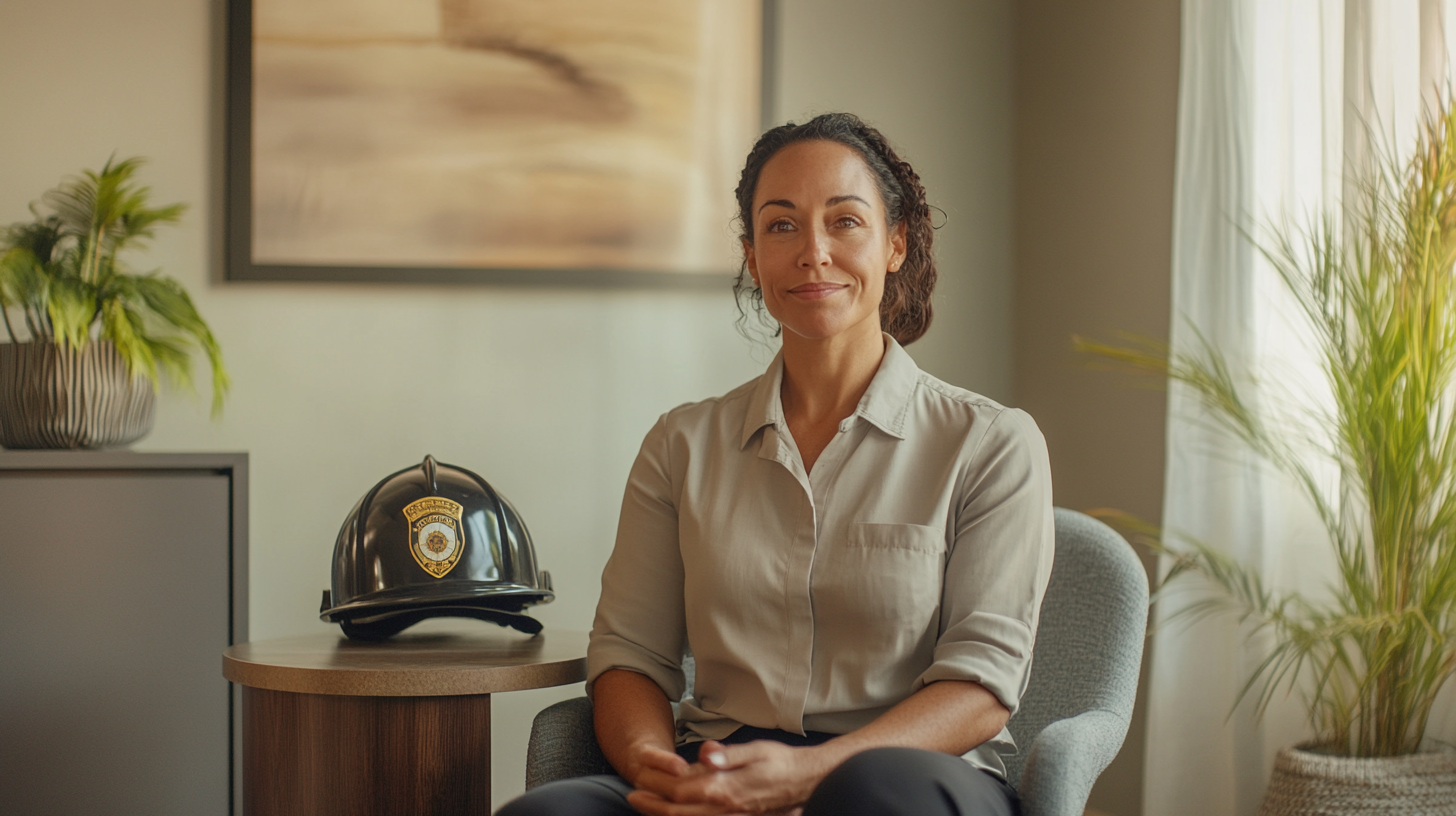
815;523;947;650
846;522;946;554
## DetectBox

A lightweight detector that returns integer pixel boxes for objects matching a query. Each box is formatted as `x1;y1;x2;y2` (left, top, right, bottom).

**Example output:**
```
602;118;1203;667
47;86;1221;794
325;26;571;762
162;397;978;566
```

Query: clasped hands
626;739;827;816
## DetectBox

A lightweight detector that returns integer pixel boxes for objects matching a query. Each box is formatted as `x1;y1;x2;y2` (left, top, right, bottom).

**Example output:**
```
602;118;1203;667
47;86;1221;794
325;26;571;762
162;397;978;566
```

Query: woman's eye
767;220;794;233
834;216;861;228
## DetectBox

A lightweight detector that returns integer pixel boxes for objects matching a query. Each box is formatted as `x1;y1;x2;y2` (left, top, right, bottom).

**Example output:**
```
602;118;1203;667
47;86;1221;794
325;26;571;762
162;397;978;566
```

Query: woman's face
745;140;907;346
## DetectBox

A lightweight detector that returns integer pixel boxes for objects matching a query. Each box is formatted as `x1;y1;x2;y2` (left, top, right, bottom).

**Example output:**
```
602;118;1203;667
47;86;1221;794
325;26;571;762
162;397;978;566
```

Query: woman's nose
797;227;831;268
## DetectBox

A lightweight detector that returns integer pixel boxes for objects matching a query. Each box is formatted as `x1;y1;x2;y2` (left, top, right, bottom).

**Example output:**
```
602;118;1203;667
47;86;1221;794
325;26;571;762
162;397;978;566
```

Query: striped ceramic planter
0;341;155;449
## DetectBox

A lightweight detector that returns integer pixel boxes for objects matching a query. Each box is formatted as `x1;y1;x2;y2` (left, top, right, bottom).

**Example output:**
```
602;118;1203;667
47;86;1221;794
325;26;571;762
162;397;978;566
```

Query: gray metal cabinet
0;451;247;816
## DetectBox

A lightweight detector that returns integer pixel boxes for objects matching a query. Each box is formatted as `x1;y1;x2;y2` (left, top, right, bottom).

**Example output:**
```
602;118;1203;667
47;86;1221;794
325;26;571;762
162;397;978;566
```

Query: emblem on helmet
403;496;463;578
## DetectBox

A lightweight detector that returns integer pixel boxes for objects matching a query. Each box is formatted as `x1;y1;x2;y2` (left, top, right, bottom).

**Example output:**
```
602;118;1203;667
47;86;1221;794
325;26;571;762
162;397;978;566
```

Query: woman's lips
788;282;847;300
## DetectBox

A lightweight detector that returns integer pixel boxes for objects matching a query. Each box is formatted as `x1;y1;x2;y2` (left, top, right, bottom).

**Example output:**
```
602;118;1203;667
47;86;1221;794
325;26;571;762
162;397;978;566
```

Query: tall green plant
0;157;228;415
1081;101;1456;758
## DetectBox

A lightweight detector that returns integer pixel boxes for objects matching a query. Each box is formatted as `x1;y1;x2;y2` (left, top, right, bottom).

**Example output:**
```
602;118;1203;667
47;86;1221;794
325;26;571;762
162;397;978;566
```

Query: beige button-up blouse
587;336;1055;777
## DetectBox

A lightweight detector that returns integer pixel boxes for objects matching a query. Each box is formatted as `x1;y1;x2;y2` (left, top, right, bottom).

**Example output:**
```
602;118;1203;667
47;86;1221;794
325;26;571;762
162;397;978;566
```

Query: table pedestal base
243;686;491;816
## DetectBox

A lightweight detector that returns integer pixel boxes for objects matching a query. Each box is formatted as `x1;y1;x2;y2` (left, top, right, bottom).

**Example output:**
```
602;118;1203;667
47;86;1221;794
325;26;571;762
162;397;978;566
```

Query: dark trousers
495;728;1019;816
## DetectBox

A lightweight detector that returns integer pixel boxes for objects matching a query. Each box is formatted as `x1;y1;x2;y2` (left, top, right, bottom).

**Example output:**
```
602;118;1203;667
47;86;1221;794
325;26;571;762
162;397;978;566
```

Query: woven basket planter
1259;742;1456;815
0;341;155;449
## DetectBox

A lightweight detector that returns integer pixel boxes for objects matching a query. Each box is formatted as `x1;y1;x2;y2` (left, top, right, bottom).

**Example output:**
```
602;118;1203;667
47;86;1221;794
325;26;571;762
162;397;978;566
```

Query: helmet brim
321;580;553;622
334;604;545;641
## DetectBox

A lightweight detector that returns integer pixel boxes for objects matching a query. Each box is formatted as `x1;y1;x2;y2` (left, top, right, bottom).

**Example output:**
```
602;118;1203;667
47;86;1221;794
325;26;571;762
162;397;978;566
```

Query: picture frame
225;0;775;287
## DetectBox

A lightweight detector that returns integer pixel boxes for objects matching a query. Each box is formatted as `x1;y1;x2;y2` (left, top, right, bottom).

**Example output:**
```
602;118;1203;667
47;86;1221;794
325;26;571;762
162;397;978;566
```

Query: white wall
0;0;1012;808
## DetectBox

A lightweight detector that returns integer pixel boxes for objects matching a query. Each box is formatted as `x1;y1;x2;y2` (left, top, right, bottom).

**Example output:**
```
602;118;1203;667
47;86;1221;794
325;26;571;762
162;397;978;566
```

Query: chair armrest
1017;709;1130;816
525;696;616;790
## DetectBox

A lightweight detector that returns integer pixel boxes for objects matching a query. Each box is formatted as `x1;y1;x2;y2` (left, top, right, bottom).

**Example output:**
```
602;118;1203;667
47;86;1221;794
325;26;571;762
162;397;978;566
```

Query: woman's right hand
629;740;822;816
627;744;693;796
594;670;752;815
628;745;735;815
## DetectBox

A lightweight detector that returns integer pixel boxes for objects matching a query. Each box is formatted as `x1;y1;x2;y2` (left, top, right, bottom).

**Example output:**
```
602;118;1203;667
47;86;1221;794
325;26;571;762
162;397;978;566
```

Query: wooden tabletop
223;621;587;697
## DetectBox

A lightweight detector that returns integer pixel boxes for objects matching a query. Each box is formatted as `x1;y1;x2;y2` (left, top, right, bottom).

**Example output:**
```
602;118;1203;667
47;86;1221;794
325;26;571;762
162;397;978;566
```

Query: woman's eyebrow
758;194;869;214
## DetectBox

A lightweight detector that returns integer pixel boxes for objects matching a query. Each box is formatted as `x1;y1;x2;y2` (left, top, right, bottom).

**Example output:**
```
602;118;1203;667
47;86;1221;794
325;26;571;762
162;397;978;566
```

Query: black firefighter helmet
320;455;554;640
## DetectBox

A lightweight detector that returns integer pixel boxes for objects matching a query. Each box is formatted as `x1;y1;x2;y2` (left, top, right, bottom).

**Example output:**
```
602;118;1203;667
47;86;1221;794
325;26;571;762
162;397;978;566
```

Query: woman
499;113;1053;816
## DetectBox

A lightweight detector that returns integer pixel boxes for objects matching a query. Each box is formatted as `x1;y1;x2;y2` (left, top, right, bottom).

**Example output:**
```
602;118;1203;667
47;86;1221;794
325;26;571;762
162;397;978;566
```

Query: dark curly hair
733;112;936;345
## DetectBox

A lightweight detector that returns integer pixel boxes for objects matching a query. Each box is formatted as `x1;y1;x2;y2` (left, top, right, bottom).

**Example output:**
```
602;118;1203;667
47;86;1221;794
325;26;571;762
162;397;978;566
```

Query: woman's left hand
624;739;824;816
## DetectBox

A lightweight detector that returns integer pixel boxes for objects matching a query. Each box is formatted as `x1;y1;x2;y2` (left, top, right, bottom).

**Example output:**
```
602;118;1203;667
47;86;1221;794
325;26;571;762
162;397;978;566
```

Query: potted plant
0;157;227;449
1080;101;1456;812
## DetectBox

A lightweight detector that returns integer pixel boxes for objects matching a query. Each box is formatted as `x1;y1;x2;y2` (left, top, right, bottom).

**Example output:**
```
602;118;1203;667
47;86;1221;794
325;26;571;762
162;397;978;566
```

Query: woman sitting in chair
498;112;1054;816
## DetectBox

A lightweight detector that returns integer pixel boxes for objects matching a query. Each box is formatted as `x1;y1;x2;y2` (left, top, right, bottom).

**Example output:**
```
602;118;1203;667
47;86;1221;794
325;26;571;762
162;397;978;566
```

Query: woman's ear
742;238;759;286
888;221;908;272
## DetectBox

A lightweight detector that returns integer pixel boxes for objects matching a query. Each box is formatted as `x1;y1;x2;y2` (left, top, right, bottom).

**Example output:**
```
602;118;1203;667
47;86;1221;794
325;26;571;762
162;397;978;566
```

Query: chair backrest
1000;508;1149;788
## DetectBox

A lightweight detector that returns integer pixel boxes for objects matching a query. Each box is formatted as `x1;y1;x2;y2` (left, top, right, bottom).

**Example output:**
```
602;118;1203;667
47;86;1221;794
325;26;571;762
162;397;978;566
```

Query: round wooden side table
223;623;587;816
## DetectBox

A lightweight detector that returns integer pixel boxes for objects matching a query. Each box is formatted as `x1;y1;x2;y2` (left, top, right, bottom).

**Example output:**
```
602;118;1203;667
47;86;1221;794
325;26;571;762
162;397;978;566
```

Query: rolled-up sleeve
914;407;1055;716
587;414;689;702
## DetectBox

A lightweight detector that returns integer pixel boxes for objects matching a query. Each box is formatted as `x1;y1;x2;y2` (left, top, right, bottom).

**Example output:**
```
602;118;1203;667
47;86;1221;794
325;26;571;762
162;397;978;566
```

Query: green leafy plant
1079;101;1456;758
0;157;227;415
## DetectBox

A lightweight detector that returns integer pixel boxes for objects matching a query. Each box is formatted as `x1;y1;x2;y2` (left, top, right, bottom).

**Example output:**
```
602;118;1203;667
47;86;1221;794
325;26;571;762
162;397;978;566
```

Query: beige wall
1014;2;1180;815
0;0;1015;807
776;0;1015;403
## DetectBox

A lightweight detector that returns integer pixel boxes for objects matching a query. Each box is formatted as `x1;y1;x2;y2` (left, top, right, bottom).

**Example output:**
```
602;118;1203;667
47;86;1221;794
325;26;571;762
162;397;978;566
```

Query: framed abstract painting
226;0;769;285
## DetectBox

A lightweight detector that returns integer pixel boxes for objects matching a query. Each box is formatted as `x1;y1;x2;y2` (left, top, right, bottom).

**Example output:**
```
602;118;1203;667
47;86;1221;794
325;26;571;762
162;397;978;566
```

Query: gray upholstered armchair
525;507;1149;816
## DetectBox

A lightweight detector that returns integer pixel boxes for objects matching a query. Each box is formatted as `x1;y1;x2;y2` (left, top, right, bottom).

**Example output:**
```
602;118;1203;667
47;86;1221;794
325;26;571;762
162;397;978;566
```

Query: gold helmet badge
403;496;464;578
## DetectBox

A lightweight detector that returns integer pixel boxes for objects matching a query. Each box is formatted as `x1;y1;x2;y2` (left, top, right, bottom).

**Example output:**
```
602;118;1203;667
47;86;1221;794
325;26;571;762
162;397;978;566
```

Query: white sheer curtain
1146;2;1456;815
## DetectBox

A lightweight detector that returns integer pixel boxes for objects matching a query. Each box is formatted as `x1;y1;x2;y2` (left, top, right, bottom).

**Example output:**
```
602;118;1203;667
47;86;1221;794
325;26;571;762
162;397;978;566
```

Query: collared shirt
587;335;1055;776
